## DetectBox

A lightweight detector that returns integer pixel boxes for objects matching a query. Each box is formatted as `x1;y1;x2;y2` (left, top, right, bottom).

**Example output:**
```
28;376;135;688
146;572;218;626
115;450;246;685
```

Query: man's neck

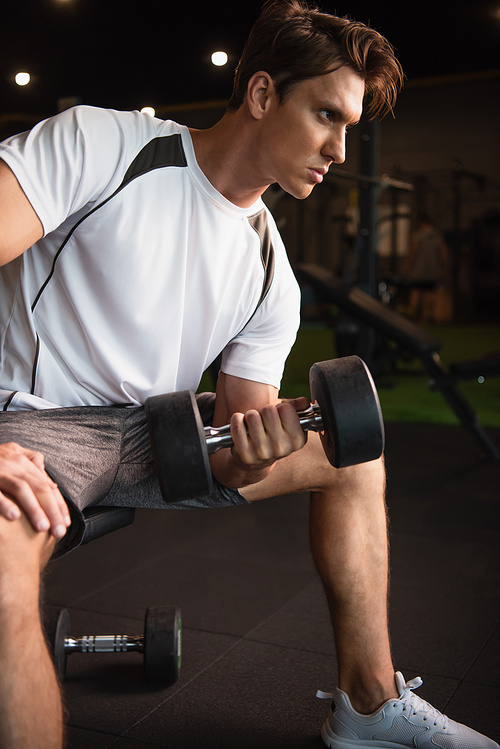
189;111;272;209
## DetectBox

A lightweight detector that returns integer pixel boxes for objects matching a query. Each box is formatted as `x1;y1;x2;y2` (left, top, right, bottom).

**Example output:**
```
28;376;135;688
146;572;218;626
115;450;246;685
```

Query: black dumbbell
43;605;181;684
145;355;384;503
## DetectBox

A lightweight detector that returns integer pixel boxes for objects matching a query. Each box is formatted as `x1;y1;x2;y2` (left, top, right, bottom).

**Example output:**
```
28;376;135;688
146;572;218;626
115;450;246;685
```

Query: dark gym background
2;0;499;746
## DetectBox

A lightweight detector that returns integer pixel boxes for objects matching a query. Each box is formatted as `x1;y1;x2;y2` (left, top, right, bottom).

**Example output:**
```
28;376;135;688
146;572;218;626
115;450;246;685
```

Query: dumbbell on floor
44;605;181;684
145;355;385;503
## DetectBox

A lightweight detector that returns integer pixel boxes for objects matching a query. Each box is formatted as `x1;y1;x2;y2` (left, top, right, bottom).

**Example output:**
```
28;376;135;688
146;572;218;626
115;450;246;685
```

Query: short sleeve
221;224;301;390
0;106;155;235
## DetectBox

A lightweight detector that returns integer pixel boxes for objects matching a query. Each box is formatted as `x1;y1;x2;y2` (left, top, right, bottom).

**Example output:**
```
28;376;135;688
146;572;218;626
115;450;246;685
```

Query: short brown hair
228;0;404;119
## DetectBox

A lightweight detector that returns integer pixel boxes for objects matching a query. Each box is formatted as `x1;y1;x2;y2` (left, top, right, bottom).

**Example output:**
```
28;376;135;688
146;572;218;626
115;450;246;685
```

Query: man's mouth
307;167;328;184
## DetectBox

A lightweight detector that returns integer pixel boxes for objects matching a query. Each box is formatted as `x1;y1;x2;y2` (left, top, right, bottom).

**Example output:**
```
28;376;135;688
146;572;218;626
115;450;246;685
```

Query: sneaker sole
321;720;423;749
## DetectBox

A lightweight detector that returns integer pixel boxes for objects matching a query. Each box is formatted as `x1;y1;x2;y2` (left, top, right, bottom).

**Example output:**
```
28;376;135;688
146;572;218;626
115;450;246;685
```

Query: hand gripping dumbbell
145;355;384;503
44;605;181;684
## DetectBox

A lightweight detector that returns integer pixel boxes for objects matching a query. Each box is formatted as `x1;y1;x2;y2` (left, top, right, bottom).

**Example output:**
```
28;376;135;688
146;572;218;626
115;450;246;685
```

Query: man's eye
320;110;333;121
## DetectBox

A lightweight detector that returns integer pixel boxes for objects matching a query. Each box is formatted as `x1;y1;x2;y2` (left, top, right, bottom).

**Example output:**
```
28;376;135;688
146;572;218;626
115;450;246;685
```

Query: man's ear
246;71;276;120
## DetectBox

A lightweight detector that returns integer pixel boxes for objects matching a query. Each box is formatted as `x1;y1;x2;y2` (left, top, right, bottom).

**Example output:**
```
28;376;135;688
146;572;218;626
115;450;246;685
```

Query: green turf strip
280;324;500;428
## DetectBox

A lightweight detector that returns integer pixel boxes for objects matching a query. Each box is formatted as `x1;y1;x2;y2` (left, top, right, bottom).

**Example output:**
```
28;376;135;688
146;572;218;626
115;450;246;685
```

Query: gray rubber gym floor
44;422;500;748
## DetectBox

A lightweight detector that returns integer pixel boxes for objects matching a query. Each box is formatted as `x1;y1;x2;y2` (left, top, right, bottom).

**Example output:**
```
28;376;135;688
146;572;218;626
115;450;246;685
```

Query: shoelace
317;676;450;731
397;676;450;730
316;690;334;700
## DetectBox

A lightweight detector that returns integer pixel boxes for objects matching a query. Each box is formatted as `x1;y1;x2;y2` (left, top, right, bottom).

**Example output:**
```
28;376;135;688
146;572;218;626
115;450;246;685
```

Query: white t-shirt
0;106;300;411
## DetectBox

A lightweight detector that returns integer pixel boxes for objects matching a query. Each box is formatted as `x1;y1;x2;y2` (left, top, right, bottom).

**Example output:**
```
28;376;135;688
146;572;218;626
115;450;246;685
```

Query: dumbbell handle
204;402;323;454
64;634;144;654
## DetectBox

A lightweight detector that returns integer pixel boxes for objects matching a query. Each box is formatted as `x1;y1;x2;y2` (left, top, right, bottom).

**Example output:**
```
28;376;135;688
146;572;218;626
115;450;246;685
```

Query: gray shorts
0;393;247;558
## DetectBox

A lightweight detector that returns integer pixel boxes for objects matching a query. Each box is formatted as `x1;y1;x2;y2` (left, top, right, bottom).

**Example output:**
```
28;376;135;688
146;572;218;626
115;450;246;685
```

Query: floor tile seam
64;553;173;606
388;585;500;602
458;677;500;688
167;624;242;640
66;722;121;735
388;487;500;506
105;733;170;749
442;616;500;712
389;528;500;547
96;539;317;572
394;667;460;684
65;723;123;746
147;512;260;548
116;635;247;741
145;546;318;574
394;620;500;702
166;624;333;654
106;732;172;749
240;578;322;641
387;528;500;547
244;632;336;658
61;602;146;623
395;661;500;688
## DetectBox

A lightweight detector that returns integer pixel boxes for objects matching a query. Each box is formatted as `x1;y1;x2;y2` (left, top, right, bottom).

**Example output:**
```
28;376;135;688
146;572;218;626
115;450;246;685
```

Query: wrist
210;448;274;489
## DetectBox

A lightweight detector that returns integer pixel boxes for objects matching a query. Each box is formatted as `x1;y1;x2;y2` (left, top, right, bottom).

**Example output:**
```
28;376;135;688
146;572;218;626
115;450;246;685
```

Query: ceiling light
15;72;31;86
211;51;228;67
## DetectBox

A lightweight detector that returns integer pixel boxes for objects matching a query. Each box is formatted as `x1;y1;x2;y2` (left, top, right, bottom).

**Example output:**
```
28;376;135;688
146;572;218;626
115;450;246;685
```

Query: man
0;1;497;747
402;213;449;323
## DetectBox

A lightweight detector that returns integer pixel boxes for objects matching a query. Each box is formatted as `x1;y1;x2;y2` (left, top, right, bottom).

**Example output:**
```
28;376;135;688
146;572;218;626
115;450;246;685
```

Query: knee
337;454;385;489
304;431;385;494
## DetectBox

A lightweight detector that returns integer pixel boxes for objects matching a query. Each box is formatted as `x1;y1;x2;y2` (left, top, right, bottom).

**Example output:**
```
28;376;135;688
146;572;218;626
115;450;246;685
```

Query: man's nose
323;128;346;165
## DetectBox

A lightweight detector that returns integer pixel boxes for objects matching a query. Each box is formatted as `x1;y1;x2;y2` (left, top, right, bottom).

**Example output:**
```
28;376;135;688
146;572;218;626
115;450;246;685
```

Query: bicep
0;160;43;266
212;372;279;426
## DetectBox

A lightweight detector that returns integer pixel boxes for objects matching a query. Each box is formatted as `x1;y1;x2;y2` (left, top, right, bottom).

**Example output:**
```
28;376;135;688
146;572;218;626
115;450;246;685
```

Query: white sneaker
317;672;499;748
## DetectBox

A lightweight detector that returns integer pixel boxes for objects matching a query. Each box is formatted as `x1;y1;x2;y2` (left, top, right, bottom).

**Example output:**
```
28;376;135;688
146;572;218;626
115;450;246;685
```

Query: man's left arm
209;371;309;490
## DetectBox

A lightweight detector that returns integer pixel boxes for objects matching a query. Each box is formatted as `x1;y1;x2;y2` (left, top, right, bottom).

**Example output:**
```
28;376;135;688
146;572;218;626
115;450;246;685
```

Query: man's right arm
0;160;70;539
0;159;43;266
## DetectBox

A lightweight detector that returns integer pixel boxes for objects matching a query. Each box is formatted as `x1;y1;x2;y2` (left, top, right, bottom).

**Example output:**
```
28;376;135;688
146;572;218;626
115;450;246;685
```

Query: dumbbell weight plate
44;605;70;679
309;356;384;468
145;390;213;502
144;605;182;684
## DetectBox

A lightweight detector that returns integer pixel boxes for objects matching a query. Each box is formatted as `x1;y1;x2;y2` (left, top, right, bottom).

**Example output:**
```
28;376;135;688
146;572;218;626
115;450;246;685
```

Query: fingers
0;479;70;540
25;447;46;473
280;396;310;412
0;443;71;539
230;401;307;469
0;491;21;520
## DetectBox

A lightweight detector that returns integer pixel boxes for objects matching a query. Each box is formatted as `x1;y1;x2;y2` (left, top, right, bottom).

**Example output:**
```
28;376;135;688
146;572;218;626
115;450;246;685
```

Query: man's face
259;66;365;200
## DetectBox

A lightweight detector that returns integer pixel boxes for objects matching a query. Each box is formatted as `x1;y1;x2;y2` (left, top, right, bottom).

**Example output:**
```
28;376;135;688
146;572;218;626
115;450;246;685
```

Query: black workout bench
297;263;500;463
